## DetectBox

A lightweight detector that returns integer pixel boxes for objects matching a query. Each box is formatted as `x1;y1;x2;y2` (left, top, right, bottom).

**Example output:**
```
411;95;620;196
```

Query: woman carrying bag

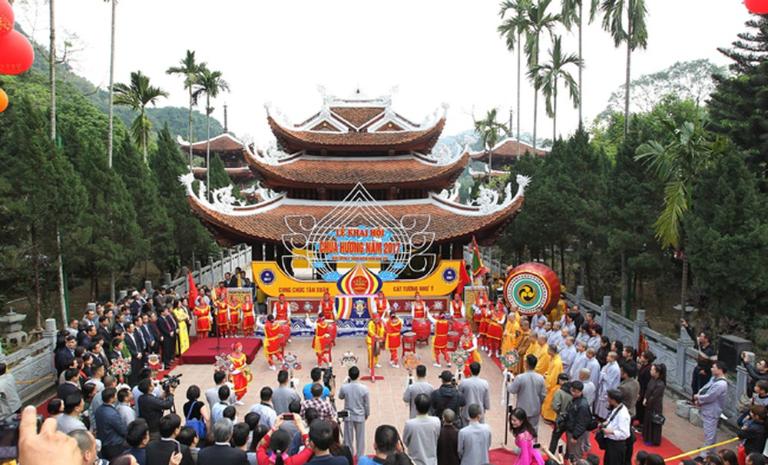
642;363;666;446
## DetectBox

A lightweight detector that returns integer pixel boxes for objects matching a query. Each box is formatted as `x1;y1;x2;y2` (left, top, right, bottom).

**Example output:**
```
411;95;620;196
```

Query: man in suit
458;362;491;426
78;324;96;350
55;336;77;375
137;378;175;439
506;354;546;430
145;413;194;465
97;316;113;346
197;418;248;465
145;313;162;355
157;307;178;367
136;315;156;355
337;366;370;459
56;368;81;401
124;322;145;385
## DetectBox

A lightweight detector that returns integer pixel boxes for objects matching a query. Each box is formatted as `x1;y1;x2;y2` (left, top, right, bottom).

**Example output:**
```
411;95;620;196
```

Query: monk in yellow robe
541;344;564;422
532;335;551;377
514;320;533;373
500;308;521;355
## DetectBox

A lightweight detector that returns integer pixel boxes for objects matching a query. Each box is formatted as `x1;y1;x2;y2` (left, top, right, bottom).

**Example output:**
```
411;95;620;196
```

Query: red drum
452;318;467;335
279;321;291;346
447;331;460;352
320;335;333;351
411;318;431;343
403;332;417;354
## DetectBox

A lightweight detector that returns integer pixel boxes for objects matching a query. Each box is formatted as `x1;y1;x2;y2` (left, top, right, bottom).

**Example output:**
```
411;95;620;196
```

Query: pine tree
207;154;234;191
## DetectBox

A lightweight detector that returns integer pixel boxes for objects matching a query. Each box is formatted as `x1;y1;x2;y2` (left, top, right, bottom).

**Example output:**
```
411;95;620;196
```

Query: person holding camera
681;320;717;395
598;389;631;465
337;366;370;459
430;371;465;427
137;378;175;440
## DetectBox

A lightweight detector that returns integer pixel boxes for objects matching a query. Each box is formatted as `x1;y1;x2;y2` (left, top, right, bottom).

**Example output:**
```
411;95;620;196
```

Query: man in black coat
197;418;248;465
146;312;162;355
57;368;82;400
145;413;194;465
136;316;156;355
137;378;175;439
563;380;594;462
156;307;178;367
55;335;77;375
430;370;466;427
97;316;113;346
124;322;145;386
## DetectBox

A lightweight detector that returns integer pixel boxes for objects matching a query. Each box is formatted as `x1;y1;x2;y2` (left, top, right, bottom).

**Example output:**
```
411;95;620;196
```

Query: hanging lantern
0;88;7;113
745;0;768;14
0;0;13;37
0;29;34;75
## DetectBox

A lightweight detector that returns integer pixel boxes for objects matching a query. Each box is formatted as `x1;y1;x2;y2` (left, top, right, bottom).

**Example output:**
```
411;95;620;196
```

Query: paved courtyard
169;337;720;457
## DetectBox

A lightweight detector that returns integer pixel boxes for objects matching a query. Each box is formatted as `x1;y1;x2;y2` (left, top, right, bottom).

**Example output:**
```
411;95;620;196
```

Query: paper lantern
745;0;768;14
0;0;13;37
503;262;561;314
0;30;34;75
0;89;7;113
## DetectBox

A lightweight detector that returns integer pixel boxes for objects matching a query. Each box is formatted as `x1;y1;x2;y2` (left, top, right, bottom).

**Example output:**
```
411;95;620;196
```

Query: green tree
196;66;230;200
599;0;648;137
560;0;599;124
113;71;169;164
166;50;206;171
473;108;510;172
686;147;768;338
498;0;532;155
523;0;560;151
529;35;582;141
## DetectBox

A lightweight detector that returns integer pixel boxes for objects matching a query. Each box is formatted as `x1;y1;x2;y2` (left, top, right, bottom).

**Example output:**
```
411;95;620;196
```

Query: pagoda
180;90;529;310
178;133;256;184
469;137;548;177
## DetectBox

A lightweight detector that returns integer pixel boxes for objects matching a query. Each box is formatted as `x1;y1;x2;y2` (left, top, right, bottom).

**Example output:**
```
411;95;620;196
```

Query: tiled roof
470;138;548;161
329;107;385;128
191;166;255;181
244;151;469;189
268;116;445;153
187;195;524;245
178;133;245;155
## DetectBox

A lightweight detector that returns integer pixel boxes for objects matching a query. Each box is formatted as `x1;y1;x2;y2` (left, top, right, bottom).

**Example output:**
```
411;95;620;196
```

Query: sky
18;0;752;145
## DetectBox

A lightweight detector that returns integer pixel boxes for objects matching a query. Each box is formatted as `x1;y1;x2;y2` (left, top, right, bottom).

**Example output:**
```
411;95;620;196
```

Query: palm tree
600;0;648;137
636;118;713;321
113;71;168;164
105;0;117;170
196;66;230;200
498;0;532;157
560;0;599;125
474;109;510;174
523;0;560;151
529;36;582;141
167;50;206;171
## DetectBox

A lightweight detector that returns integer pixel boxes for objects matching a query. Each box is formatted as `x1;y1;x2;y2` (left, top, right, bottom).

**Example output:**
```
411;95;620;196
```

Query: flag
470;237;489;278
456;259;472;295
187;272;199;309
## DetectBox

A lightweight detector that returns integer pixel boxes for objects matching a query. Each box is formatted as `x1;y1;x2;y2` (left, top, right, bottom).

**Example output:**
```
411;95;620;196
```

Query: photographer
429;371;465;427
138;378;175;440
337;366;370;459
741;352;768;397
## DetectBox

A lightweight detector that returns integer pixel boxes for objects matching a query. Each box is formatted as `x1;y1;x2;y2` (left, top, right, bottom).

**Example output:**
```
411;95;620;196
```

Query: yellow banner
251;260;463;298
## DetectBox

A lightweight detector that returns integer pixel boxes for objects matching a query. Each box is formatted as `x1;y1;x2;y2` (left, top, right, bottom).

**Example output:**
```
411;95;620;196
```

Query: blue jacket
94;403;127;447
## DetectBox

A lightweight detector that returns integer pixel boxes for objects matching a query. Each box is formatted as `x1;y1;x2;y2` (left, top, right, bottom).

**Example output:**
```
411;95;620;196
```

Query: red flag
456;259;472;295
470;237;489;278
187;272;199;310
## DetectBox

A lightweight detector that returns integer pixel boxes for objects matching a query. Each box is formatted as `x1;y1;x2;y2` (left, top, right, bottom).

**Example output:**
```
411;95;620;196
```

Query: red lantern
0;88;7;113
0;29;34;75
745;0;768;14
0;0;13;37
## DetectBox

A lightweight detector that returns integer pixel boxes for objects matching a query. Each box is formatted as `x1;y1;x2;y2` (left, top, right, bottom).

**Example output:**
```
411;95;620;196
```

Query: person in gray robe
403;365;435;419
694;361;729;454
569;341;588;380
507;354;546;430
338;366;370;459
560;337;577;373
458;362;490;425
578;368;597;408
403;393;441;465
457;404;492;465
595;352;621;418
585;349;602;394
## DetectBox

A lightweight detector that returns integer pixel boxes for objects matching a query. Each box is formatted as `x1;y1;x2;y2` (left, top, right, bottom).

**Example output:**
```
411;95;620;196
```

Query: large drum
403;332;417;354
411;318;430;343
447;331;460;352
452;318;467;335
279;321;291;347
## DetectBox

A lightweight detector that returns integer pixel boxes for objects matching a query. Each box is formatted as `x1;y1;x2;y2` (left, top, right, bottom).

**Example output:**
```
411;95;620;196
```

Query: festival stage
181;337;262;364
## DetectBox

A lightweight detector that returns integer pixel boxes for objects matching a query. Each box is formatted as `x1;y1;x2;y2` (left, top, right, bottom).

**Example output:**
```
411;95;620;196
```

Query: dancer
272;293;292;321
450;292;466;319
318;291;336;320
427;309;451;368
193;295;212;339
214;287;229;338
256;315;285;371
242;295;255;335
485;298;507;358
471;289;489;332
384;311;404;368
227;294;242;337
305;313;333;367
372;291;390;319
229;342;252;404
478;302;490;353
366;314;386;377
459;325;481;378
411;292;428;319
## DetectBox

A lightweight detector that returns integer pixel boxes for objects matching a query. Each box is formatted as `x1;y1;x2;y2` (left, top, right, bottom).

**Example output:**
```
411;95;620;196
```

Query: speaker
718;334;752;373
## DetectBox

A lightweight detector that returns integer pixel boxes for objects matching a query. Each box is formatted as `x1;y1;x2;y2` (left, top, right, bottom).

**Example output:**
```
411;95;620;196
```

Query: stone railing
1;318;58;405
166;245;253;294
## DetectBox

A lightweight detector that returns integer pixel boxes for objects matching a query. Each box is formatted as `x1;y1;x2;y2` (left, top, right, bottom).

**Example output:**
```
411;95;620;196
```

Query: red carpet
585;431;684;463
180;337;262;364
490;447;518;464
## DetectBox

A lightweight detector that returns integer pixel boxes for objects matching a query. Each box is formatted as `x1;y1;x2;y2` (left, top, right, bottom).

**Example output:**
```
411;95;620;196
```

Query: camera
160;374;183;391
0;413;41;460
337;410;349;419
321;367;335;388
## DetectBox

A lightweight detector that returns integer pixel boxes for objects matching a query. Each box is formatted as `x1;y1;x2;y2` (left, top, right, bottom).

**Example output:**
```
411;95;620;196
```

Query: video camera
320;366;335;389
160;373;182;392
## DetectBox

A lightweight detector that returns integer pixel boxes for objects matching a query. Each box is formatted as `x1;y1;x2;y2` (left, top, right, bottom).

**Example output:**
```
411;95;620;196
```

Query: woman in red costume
485;298;507;358
305;313;333;367
427;309;452;368
410;292;427;319
215;294;229;338
272;293;291;320
228;342;252;403
471;289;489;334
459;325;482;378
450;292;466;319
228;295;241;337
256;315;285;371
242;296;255;335
318;291;336;321
372;291;389;319
384;311;404;368
193;296;212;338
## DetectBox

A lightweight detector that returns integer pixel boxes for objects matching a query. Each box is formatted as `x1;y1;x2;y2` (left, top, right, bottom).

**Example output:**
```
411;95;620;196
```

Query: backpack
185;401;207;440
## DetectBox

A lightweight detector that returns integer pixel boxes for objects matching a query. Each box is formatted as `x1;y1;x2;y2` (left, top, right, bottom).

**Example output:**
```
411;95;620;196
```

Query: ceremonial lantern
745;0;768;14
0;1;13;37
503;262;561;315
0;89;7;113
0;29;34;75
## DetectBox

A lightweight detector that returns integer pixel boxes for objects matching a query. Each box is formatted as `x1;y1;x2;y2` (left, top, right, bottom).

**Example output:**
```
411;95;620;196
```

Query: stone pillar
164;273;172;286
737;364;749;400
676;337;695;392
118;290;127;301
575;286;585;306
43;318;57;350
144;280;153;294
633;309;648;351
599;295;611;330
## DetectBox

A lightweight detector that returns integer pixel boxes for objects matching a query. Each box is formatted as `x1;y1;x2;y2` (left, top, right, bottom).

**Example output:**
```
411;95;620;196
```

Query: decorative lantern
0;30;34;75
0;0;13;37
0;88;7;113
745;0;768;14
